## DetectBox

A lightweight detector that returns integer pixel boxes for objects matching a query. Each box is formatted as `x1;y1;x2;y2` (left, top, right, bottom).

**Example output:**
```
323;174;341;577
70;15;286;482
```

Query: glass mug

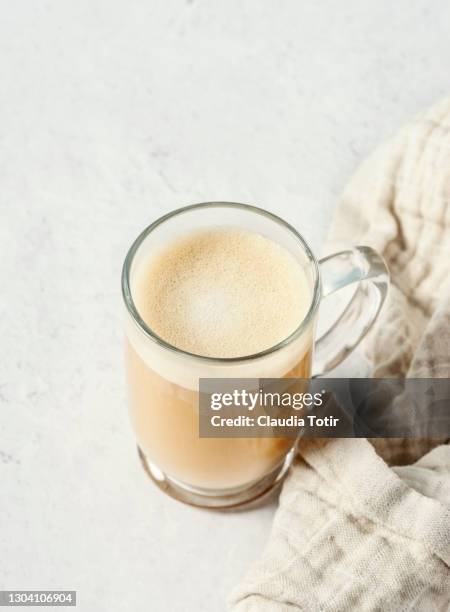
122;202;389;508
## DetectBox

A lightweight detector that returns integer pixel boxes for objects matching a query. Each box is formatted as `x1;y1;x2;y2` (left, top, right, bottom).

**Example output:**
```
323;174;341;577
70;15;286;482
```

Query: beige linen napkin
230;98;450;611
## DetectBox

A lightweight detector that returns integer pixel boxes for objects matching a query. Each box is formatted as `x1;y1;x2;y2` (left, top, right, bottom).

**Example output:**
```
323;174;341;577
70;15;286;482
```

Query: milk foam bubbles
133;228;311;358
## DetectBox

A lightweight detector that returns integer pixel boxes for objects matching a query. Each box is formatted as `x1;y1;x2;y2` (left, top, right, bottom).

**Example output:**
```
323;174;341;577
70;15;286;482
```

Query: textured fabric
230;98;450;611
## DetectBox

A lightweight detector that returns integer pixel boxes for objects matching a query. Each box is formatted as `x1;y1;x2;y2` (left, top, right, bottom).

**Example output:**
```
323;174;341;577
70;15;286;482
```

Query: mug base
137;445;296;510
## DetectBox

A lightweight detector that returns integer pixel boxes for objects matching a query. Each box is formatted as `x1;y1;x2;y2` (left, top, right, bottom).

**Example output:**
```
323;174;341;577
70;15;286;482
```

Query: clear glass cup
122;202;389;508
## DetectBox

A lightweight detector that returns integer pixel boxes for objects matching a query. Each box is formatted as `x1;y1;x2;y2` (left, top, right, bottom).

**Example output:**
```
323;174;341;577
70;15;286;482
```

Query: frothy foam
133;228;311;358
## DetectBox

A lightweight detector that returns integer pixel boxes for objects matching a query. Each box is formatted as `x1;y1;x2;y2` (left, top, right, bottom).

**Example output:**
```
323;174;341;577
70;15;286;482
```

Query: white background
1;2;449;611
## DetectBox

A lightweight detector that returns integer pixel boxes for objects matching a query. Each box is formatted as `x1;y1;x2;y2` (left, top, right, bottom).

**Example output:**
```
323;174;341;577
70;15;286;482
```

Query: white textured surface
0;2;448;611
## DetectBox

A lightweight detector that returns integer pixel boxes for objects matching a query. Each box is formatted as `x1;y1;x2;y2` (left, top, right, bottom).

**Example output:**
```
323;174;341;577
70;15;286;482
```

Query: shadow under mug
122;202;389;508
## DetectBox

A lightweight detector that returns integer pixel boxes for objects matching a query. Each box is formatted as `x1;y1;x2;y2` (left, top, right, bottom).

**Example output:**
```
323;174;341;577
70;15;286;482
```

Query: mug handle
313;246;389;377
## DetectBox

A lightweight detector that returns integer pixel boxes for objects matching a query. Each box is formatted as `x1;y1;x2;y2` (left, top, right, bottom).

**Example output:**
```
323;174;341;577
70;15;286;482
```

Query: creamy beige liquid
126;228;313;490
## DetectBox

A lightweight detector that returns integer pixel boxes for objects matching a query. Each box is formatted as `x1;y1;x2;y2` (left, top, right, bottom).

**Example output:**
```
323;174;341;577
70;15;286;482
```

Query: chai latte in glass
125;228;313;490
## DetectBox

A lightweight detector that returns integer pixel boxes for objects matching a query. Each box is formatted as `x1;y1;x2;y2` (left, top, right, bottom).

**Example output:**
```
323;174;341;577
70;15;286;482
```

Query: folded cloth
230;97;450;611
